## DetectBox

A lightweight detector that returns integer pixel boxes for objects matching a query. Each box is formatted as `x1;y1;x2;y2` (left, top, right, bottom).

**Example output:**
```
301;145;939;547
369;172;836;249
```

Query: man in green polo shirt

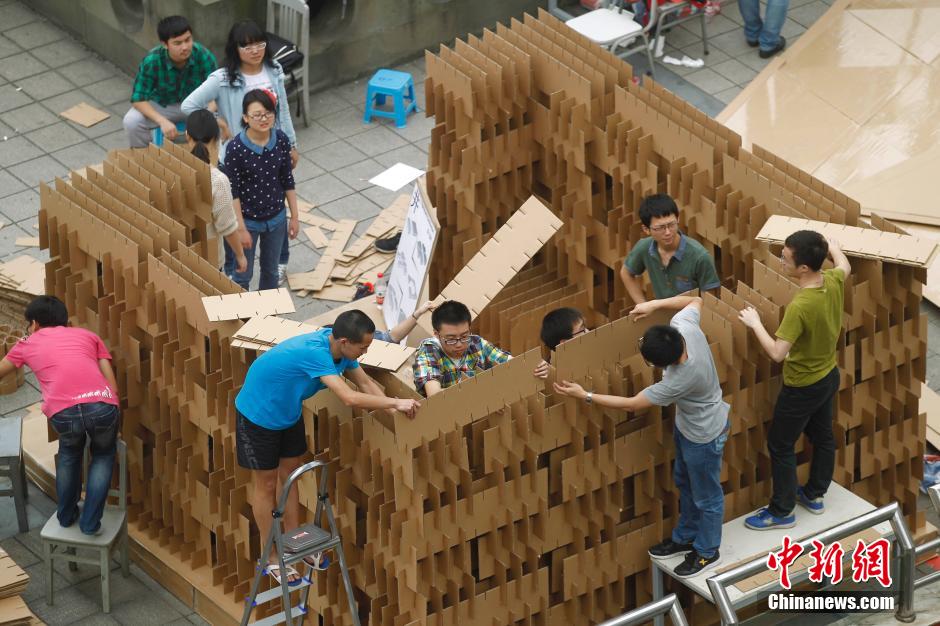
122;16;217;147
620;194;720;302
739;230;850;530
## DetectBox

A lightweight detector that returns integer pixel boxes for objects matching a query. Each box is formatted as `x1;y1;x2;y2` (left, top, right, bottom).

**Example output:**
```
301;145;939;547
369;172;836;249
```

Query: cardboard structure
24;8;930;626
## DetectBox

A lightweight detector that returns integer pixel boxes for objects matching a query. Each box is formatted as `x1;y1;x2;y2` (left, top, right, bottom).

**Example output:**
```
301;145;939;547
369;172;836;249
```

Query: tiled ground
0;0;938;623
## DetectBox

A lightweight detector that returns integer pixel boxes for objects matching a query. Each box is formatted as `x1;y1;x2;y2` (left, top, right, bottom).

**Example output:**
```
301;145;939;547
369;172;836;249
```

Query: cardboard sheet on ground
232;316;415;371
369;162;425;192
60;102;110;127
0;256;44;295
718;0;940;225
201;288;295;321
756;215;939;268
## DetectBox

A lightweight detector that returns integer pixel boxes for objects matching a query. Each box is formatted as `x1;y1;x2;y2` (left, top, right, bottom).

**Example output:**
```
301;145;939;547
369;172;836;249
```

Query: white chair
563;0;659;79
40;439;128;613
267;0;311;127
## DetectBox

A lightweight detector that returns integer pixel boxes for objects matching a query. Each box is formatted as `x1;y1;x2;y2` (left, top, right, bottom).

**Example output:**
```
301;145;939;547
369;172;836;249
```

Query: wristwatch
585;391;593;404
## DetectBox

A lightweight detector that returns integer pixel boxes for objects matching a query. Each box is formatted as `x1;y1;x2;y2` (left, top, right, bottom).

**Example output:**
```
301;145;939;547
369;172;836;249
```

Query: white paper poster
383;182;436;330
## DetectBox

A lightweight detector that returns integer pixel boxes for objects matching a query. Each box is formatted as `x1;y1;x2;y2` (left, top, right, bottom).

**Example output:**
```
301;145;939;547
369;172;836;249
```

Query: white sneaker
277;264;287;286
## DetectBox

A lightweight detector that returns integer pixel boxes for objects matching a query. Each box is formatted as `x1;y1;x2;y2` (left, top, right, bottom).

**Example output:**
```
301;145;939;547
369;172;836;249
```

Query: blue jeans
738;0;789;51
671;421;729;558
49;402;120;535
225;210;287;290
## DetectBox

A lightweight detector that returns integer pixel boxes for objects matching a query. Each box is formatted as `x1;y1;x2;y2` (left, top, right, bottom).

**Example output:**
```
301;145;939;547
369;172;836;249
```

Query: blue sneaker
797;486;825;515
744;507;796;530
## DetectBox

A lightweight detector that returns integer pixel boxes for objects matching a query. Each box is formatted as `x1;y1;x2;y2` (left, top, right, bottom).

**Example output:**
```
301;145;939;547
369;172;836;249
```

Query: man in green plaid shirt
122;15;217;147
412;300;511;397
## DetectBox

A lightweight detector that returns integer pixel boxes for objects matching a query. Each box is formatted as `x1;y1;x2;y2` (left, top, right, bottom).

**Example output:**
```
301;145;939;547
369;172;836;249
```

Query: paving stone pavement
1;0;939;624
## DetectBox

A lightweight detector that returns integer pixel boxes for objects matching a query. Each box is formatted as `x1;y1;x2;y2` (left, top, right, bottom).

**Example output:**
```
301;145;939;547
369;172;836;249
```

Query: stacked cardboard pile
288;194;409;301
0;547;36;625
24;8;932;626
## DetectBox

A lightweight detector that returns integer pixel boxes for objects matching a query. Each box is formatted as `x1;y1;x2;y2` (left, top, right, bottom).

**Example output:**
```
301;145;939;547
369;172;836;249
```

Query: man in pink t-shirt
0;296;120;535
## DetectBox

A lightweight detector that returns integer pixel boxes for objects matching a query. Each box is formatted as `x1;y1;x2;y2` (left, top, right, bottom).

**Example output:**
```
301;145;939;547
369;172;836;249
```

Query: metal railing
914;483;940;590
599;594;689;626
705;502;916;624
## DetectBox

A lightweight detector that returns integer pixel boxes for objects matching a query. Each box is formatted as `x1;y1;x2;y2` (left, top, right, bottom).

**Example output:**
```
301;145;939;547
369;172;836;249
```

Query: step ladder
241;460;361;626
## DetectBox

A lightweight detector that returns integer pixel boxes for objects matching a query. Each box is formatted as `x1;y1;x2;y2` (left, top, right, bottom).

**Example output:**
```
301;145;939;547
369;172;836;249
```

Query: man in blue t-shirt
235;309;420;585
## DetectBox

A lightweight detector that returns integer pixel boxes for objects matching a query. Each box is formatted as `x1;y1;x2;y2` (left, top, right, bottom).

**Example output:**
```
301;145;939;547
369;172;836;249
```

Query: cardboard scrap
298;213;341;231
316;283;358;302
0;548;29;599
60;102;110;127
0;595;35;626
339;192;410;261
756;215;940;268
201;288;295;322
0;256;44;295
232;316;415;370
304;225;330;248
13;238;39;248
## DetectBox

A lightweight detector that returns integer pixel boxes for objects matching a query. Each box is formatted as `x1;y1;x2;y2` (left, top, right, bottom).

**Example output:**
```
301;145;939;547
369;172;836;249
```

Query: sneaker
648;538;694;560
797;486;825;515
746;39;759;47
744;507;796;530
374;232;401;253
759;36;786;59
674;550;721;578
277;263;288;286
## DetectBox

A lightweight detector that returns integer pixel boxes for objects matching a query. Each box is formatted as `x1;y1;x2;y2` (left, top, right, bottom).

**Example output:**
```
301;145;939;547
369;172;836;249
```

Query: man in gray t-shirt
555;296;729;578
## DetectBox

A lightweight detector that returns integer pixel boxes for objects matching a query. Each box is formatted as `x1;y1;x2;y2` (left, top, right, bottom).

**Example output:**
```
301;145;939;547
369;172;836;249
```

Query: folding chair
267;0;310;127
564;0;659;79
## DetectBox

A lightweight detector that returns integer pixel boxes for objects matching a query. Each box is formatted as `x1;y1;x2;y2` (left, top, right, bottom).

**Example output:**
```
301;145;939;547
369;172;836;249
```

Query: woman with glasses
182;20;299;285
621;194;720;303
220;89;299;291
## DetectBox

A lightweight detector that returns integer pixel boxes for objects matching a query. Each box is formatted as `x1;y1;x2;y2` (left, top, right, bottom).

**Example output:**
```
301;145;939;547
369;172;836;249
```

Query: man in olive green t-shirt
738;230;850;530
621;194;721;302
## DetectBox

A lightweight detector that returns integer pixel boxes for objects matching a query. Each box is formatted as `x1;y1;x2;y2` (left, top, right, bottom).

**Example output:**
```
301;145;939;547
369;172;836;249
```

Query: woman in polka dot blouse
221;89;300;290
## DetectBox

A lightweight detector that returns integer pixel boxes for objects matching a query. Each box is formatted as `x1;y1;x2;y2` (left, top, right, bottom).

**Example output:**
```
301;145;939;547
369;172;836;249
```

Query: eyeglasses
246;112;275;121
571;326;589;339
649;220;679;233
239;41;267;52
441;335;471;346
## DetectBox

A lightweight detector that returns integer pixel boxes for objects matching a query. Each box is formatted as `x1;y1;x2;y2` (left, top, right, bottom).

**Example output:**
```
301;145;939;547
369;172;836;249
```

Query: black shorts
235;409;307;470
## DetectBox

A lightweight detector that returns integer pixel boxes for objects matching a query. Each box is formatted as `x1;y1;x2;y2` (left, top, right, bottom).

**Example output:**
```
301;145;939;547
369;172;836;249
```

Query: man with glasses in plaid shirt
621;194;721;303
412;300;511;397
123;15;217;147
555;295;730;578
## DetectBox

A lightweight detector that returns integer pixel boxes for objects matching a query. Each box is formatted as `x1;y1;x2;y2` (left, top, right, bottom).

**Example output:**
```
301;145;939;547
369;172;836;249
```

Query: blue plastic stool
152;121;187;147
363;69;417;128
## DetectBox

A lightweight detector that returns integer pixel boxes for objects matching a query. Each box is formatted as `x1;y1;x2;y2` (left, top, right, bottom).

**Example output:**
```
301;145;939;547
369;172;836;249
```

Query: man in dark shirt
123;15;216;147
